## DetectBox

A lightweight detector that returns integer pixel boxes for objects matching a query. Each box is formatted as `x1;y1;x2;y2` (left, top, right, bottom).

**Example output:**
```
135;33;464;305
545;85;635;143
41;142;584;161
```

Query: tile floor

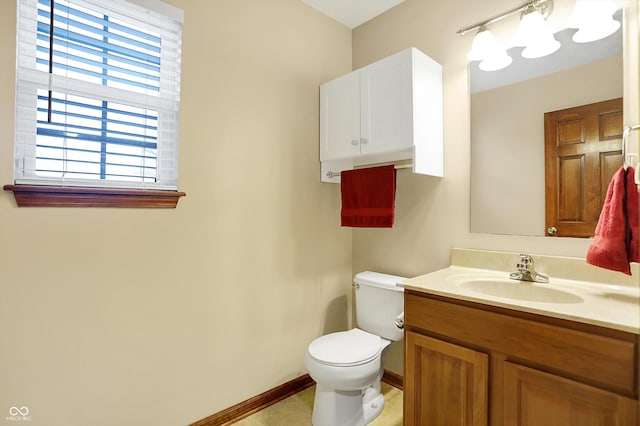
231;383;403;425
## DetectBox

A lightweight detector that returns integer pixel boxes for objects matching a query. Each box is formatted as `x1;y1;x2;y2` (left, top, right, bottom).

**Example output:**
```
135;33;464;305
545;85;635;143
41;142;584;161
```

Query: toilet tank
354;271;406;342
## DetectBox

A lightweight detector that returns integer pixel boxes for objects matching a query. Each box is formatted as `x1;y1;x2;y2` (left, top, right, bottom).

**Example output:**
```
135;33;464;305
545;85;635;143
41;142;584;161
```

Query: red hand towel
341;165;396;228
587;167;632;274
626;166;639;264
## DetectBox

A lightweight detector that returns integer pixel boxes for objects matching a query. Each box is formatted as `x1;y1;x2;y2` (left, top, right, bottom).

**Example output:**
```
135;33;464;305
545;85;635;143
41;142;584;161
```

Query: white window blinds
15;0;183;190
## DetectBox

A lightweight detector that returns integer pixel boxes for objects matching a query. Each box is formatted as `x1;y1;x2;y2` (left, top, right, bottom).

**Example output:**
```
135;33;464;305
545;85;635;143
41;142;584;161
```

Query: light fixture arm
457;0;553;36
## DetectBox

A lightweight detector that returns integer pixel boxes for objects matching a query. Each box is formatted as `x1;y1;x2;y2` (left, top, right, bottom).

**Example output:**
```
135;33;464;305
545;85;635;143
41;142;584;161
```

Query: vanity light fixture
458;0;559;70
566;0;620;43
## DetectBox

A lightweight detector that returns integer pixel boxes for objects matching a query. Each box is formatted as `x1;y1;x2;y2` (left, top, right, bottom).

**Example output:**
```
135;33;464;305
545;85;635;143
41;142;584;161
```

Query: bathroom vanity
402;250;640;426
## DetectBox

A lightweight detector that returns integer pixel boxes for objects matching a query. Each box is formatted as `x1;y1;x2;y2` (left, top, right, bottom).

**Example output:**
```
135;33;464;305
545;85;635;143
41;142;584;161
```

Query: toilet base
311;379;385;426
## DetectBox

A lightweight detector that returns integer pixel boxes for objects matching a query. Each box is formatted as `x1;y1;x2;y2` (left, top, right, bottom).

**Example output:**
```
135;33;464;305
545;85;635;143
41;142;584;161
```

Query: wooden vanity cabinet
404;290;639;426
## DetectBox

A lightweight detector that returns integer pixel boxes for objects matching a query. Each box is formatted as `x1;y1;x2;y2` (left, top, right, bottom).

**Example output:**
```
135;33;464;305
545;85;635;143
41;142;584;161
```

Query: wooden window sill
3;185;186;208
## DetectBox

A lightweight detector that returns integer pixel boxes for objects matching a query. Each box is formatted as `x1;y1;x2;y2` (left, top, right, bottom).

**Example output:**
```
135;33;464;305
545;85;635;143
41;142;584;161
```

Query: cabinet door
405;331;489;426
319;71;360;161
360;50;412;156
504;362;638;426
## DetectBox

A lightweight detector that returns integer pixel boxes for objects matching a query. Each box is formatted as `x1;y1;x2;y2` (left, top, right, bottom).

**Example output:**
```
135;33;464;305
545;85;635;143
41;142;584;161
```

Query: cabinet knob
351;139;359;146
547;226;557;236
360;138;368;145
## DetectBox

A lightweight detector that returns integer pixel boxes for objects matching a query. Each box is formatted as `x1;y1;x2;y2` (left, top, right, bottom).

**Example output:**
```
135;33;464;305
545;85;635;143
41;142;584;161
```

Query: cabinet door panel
360;51;412;156
405;331;488;426
319;72;360;161
504;362;637;426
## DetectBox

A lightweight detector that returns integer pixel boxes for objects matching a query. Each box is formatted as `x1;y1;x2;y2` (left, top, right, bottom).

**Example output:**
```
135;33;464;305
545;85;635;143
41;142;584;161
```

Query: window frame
7;0;185;208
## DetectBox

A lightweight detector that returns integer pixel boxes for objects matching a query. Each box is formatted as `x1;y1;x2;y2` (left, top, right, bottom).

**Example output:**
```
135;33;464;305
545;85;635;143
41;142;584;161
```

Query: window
8;0;185;207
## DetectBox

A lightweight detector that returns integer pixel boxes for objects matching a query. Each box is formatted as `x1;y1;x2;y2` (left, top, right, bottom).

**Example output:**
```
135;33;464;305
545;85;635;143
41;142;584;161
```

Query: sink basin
459;278;584;304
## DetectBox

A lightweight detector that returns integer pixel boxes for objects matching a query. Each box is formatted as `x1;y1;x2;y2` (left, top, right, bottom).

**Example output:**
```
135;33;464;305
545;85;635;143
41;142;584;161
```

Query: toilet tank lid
354;271;406;291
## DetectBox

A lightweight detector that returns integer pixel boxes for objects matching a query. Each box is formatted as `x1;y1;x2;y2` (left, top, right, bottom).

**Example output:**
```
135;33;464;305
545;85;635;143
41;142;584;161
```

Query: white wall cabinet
320;47;443;183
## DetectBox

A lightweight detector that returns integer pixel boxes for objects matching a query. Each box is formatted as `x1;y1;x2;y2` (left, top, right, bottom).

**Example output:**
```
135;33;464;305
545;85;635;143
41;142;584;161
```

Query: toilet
304;271;406;426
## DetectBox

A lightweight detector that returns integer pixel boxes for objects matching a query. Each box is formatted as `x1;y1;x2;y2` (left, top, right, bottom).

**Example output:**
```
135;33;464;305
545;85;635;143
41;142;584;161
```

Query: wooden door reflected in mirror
544;98;623;237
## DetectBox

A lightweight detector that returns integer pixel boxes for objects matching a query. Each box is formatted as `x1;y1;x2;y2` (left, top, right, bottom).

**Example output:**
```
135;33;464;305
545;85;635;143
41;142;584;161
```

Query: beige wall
471;55;623;236
352;0;638;374
0;1;352;425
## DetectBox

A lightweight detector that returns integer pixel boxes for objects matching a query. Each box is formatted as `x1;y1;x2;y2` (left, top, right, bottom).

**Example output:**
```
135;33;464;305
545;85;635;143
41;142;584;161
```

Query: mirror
470;12;623;237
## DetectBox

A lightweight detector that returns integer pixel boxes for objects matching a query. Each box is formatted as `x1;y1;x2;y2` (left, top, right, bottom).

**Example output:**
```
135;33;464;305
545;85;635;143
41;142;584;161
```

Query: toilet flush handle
394;312;404;329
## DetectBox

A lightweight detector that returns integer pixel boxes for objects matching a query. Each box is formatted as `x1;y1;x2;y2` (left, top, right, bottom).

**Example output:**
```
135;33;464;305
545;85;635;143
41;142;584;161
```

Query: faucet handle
519;253;534;265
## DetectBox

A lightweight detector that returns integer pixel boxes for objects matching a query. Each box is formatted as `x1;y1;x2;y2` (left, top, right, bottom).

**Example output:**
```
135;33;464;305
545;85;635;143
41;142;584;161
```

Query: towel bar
326;163;413;179
623;125;640;169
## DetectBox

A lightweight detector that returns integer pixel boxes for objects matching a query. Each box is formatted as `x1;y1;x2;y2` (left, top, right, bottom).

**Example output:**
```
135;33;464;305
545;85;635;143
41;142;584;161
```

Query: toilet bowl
304;328;390;426
304;272;406;426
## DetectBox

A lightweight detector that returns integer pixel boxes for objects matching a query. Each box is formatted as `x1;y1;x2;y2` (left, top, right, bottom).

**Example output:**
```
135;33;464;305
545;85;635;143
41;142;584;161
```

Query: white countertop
402;266;640;334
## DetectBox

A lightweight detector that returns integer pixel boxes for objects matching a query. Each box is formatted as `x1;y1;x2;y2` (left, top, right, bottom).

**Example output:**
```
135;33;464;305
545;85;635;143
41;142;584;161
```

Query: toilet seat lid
308;328;381;367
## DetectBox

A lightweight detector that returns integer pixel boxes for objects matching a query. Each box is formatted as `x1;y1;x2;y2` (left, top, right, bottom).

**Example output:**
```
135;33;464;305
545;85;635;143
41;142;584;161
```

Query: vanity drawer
405;292;638;396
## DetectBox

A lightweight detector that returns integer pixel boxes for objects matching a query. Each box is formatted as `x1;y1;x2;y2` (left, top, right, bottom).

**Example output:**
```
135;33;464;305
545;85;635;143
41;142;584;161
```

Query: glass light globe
572;18;620;43
512;10;545;47
467;28;499;61
567;0;620;43
513;10;561;58
479;51;513;71
522;36;561;58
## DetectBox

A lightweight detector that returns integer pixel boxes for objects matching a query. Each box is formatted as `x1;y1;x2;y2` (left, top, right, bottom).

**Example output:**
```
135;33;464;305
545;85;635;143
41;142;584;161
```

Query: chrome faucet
509;254;549;283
